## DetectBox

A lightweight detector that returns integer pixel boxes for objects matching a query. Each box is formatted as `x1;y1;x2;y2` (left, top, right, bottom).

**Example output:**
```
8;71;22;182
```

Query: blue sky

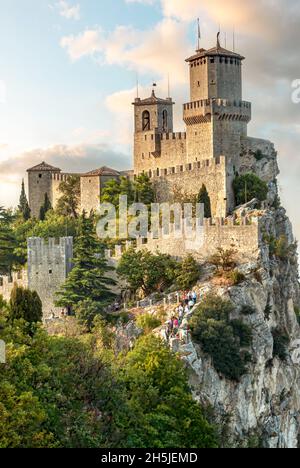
0;0;300;242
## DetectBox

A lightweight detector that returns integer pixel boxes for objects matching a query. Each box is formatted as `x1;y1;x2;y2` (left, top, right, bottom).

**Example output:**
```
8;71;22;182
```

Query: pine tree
39;193;52;221
10;286;42;323
56;176;80;218
176;255;200;290
0;208;19;275
133;174;155;206
18;180;31;220
197;184;212;218
56;212;116;311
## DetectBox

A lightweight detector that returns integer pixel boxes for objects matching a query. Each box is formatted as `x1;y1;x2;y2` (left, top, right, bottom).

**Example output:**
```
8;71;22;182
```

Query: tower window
39;174;42;178
230;59;233;64
142;110;150;131
162;110;168;132
210;58;215;63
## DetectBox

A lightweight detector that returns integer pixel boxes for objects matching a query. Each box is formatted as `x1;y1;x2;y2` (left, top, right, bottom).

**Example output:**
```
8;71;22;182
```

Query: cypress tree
0;208;19;275
10;286;42;323
197;184;212;218
39;193;52;221
56;212;116;311
18;180;31;220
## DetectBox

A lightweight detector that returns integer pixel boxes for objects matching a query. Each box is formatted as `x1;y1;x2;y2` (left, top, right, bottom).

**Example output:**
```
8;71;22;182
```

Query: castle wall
80;176;101;213
28;171;54;219
27;237;73;319
152;156;228;218
104;216;260;266
134;132;187;175
0;271;28;303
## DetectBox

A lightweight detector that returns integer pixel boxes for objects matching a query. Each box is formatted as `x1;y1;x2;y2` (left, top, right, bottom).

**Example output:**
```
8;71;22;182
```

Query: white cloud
57;1;80;20
61;19;189;83
60;29;104;61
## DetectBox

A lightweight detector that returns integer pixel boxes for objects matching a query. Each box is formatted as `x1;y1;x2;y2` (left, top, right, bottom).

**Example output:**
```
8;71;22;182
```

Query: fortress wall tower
80;167;121;213
27;162;62;218
27;237;73;319
184;39;251;167
133;91;181;175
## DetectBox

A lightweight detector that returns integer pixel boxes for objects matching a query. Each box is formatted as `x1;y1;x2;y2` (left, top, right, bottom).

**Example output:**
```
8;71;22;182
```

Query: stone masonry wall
152;156;228;218
0;271;28;302
27;237;73;319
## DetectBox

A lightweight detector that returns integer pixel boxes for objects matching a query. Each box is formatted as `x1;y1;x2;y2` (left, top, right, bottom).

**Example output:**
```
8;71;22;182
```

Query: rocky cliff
178;205;300;448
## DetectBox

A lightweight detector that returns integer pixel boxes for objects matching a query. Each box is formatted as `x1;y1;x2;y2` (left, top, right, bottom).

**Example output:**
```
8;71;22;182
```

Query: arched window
162;110;168;132
142;110;150;131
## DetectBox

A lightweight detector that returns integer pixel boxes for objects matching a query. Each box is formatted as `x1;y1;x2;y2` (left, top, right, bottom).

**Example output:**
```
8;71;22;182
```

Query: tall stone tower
133;89;175;174
184;36;252;165
27;162;61;218
27;237;73;319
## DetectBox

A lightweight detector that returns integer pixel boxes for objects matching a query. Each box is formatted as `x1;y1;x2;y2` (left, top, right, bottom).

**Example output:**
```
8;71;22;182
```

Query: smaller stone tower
27;237;73;319
133;89;175;174
27;162;61;218
80;166;121;213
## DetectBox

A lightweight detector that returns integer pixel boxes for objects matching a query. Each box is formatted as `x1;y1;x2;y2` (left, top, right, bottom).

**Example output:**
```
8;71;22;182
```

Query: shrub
240;305;256;316
176;255;200;290
189;295;252;381
253;149;264;161
209;248;237;272
233;173;268;206
272;329;289;361
264;303;272;322
229;270;246;285
230;320;253;347
136;314;161;334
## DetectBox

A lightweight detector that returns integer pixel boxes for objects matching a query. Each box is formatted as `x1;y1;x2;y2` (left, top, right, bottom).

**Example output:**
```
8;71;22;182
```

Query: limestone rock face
180;208;300;448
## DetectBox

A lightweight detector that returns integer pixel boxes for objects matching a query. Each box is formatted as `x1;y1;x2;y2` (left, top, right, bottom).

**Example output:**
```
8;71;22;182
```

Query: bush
233;173;268;206
209;248;237;272
136;314;161;334
264;303;272;322
176;255;200;290
9;286;42;324
228;270;246;285
189;295;252;381
253;149;264;161
230;320;253;347
240;305;256;316
272;329;289;361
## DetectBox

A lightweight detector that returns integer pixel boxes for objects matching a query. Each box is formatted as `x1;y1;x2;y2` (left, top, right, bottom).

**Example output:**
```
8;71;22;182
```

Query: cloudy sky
0;0;299;240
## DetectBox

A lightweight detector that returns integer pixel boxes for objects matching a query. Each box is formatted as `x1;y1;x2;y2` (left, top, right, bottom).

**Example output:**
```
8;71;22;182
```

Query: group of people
162;290;199;343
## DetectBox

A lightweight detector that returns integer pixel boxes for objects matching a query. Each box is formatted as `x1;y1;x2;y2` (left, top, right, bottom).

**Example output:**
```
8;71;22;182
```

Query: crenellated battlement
139;155;226;180
0;270;28;302
160;131;187;141
51;172;79;181
183;98;251;125
103;215;260;265
27;237;73;266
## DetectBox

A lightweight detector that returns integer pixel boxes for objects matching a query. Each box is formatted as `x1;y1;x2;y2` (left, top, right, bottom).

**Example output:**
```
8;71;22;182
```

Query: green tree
39;193;52;221
56;212;116;310
9;286;42;324
190;295;252;381
56;176;81;218
119;335;218;448
18;180;31;220
117;248;176;296
197;184;212;218
233;173;268;206
176;255;200;290
0;208;19;275
133;173;155;206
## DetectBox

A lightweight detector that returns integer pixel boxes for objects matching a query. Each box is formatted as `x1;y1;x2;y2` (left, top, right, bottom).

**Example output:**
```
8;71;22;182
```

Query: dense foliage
189;295;252;381
197;184;212;218
56;212;116;311
0;300;218;448
233;173;268;206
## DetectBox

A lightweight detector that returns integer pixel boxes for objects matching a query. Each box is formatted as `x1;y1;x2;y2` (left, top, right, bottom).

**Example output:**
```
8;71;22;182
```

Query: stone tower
27;162;61;218
133;89;175;174
27;237;73;319
184;37;252;164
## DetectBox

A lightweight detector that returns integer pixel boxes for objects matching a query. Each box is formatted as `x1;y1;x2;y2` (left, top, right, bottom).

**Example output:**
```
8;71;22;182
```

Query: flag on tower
197;18;201;50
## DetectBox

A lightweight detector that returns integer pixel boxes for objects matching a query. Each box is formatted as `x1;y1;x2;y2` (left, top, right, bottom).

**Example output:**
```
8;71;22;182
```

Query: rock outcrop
177;206;300;448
